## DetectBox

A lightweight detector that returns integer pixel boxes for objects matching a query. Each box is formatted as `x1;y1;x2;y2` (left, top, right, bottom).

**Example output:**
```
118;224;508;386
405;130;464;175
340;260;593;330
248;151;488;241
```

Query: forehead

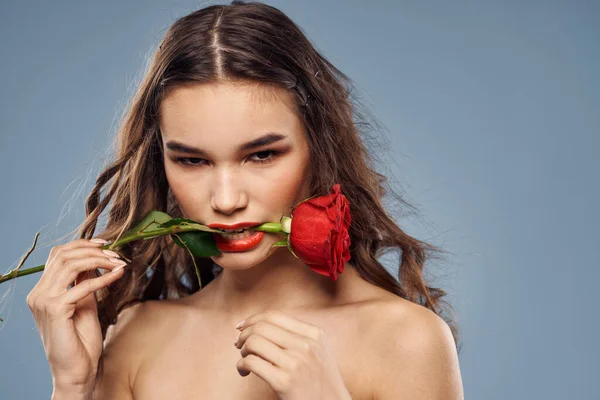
158;82;305;145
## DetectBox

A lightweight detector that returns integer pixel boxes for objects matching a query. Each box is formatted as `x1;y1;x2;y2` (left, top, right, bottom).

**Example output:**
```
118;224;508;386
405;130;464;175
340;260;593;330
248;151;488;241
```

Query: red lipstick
207;221;265;252
213;231;265;252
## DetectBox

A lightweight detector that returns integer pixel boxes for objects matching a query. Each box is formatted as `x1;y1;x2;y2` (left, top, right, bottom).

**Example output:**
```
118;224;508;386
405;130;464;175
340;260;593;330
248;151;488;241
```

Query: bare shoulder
94;299;180;399
362;298;464;400
102;298;188;360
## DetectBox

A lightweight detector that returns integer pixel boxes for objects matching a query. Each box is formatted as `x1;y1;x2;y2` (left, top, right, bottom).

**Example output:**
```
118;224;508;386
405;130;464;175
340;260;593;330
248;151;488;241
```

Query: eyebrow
165;132;287;155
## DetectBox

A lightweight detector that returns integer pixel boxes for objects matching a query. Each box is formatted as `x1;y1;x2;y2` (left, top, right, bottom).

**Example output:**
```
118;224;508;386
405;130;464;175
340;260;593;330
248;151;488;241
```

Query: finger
235;320;308;353
32;245;109;299
46;244;122;277
238;310;321;340
47;238;108;262
72;245;123;286
52;255;127;297
40;245;125;297
239;334;297;370
63;237;110;250
61;265;126;305
42;239;111;280
54;245;124;276
236;354;281;383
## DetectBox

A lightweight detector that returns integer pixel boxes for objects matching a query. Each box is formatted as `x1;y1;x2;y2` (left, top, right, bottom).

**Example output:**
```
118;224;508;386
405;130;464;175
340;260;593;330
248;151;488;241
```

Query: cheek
164;164;207;214
255;153;311;213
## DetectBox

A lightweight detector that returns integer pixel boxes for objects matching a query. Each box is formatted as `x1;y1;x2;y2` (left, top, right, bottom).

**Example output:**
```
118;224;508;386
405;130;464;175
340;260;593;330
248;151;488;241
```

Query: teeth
219;230;255;240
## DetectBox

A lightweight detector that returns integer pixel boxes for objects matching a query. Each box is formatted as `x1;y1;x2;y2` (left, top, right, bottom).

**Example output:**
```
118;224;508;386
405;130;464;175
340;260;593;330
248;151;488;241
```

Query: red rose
288;184;352;281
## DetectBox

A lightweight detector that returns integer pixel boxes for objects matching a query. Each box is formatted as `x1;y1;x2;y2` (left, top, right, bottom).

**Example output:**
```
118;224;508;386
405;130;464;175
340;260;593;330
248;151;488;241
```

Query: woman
27;1;464;399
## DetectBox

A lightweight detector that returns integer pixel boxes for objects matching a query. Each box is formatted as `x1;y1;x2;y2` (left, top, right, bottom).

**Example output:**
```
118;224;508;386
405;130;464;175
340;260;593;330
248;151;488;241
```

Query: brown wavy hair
74;0;461;352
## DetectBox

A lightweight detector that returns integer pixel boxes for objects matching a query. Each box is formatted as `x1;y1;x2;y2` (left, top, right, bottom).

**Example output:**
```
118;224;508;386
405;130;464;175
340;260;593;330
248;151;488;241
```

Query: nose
210;167;248;215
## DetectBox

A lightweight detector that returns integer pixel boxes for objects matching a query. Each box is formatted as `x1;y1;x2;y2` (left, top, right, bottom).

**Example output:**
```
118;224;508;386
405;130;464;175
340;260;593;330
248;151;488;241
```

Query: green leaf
171;231;221;258
172;233;204;289
118;211;173;242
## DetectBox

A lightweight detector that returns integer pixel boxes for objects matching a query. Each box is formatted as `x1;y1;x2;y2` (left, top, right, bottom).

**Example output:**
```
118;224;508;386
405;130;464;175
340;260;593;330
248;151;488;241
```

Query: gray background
1;0;598;398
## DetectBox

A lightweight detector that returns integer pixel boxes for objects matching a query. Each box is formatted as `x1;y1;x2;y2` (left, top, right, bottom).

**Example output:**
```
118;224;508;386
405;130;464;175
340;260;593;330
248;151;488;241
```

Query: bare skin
96;267;462;399
92;82;463;399
26;76;461;398
103;265;406;400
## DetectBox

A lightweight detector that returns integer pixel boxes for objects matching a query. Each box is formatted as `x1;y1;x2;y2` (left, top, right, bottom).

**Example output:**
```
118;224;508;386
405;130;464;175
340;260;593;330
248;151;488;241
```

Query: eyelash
175;149;281;168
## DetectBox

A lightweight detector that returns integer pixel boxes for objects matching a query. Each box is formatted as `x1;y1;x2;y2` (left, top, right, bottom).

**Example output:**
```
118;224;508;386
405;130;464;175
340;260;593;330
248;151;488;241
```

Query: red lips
213;231;265;252
208;222;264;252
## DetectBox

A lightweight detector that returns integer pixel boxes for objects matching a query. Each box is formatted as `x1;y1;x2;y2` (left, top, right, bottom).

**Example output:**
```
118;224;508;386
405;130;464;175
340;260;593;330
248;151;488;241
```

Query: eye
175;157;207;167
248;149;280;164
174;149;281;168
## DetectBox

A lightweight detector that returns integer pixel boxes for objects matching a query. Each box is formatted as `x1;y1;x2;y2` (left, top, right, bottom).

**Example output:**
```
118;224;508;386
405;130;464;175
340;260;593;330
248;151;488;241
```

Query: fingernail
112;265;125;273
109;258;127;266
235;320;245;329
91;238;109;244
102;249;120;258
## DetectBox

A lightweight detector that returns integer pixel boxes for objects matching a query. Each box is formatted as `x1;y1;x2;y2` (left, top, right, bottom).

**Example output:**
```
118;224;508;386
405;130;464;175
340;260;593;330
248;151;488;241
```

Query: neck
197;248;352;321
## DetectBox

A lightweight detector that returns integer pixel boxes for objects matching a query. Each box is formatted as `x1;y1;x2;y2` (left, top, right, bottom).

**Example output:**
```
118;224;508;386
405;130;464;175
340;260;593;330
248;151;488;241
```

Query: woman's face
159;81;311;270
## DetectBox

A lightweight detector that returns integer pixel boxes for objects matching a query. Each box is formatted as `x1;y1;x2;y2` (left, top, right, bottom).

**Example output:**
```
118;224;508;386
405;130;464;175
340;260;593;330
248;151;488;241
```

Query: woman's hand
234;310;352;400
26;238;127;392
